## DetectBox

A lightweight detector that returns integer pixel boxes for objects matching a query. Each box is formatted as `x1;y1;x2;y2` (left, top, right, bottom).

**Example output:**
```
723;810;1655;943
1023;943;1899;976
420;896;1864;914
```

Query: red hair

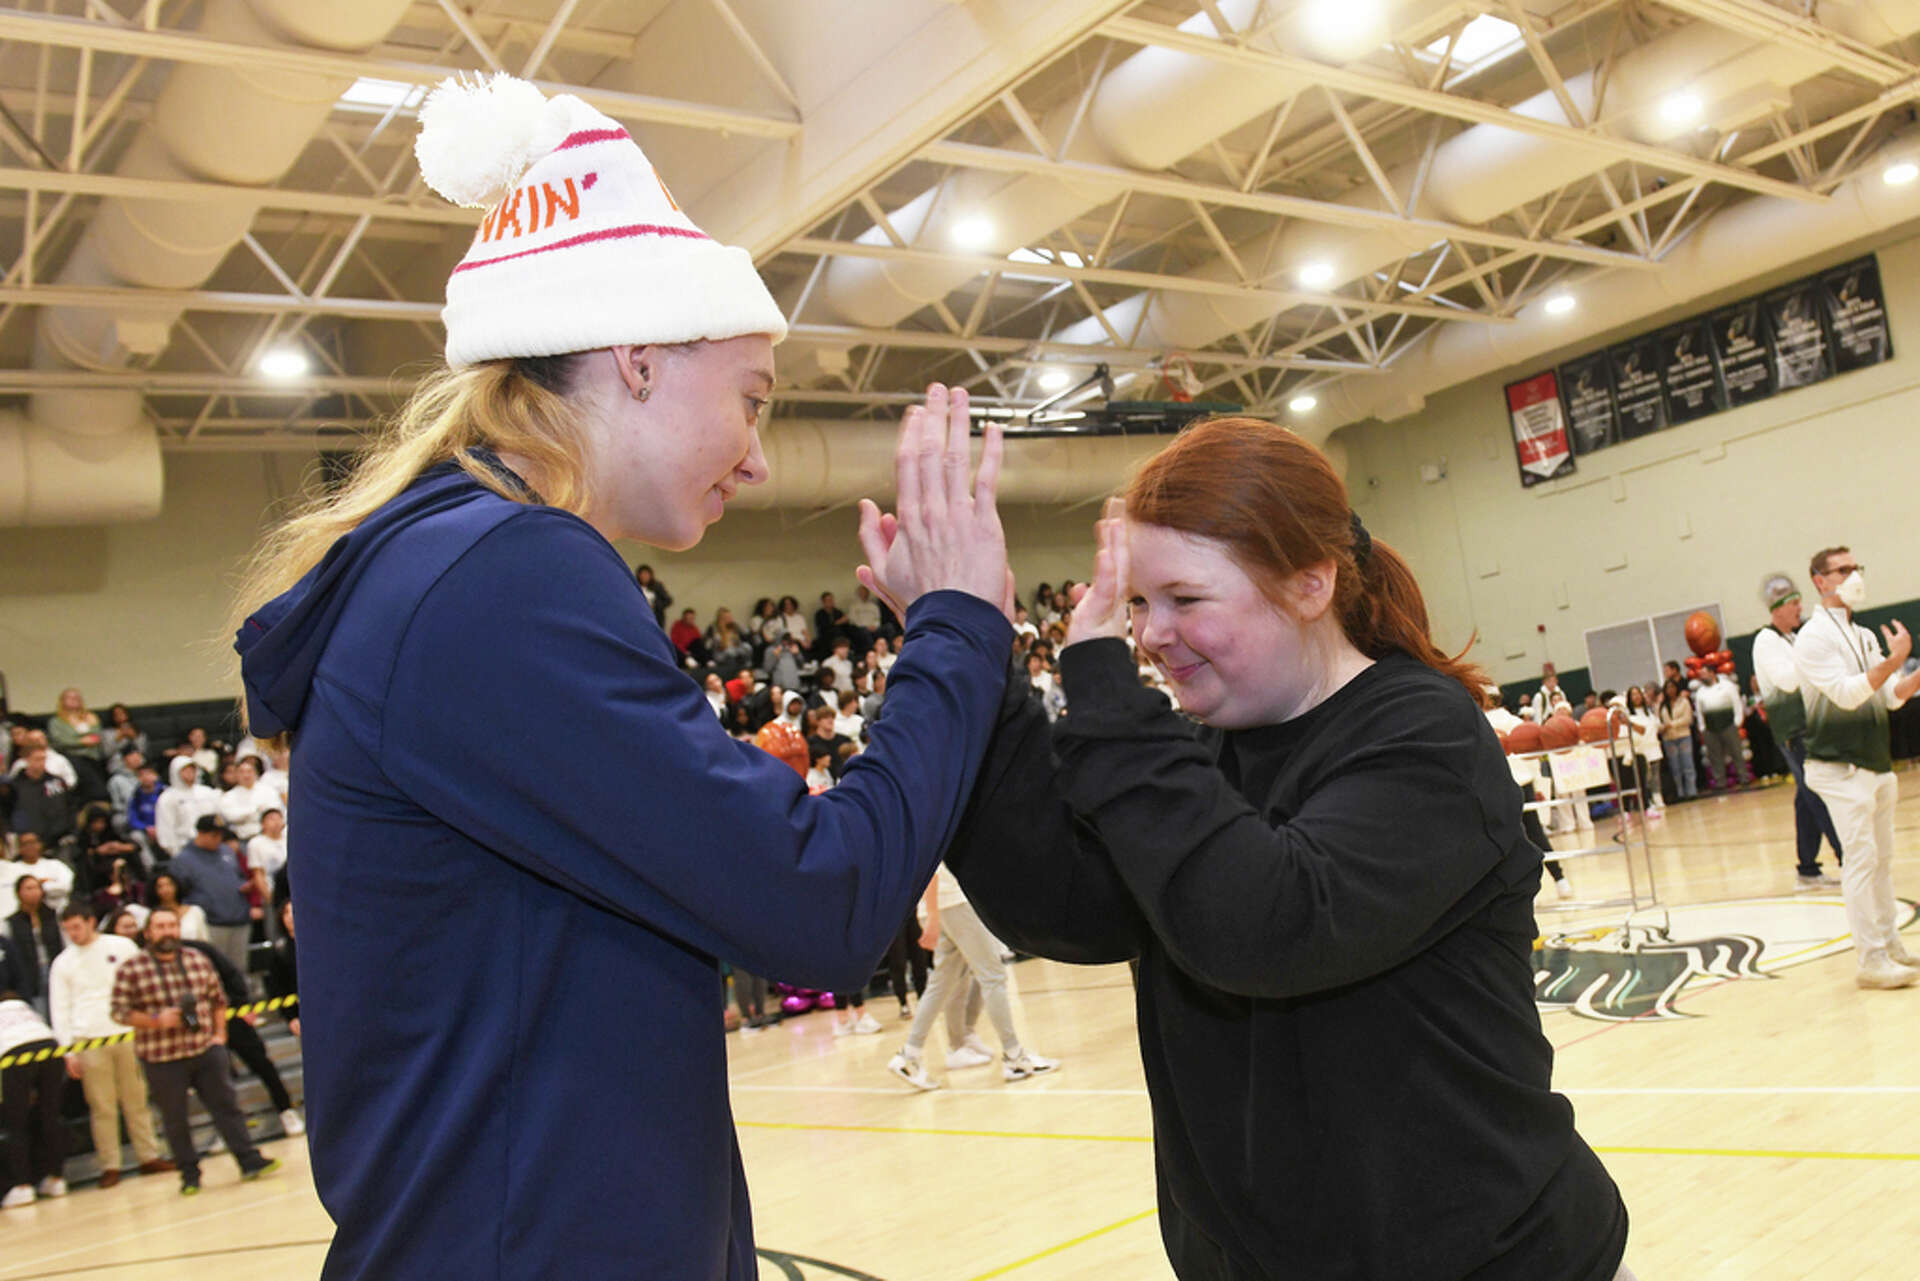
1125;416;1486;699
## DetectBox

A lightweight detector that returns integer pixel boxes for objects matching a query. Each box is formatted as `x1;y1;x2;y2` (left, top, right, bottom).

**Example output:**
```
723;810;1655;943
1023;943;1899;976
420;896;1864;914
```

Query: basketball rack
1519;721;1660;914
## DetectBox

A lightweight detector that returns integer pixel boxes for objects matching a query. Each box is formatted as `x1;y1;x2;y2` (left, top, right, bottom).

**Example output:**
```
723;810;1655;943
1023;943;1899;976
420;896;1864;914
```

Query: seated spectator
777;594;812;652
833;690;865;742
218;756;279;842
262;745;291;809
805;750;835;794
246;810;288;917
752;597;785;647
633;563;672;628
766;635;804;693
813;591;848;657
92;859;144;920
870;635;897;674
10;837;74;916
711;624;755;683
701;674;730;722
46;688;109;805
154;758;218;858
106;749;145;823
104;704;148;772
3;748;76;850
48;904;168;1188
668;608;704;664
122;761;164;871
752;694;811;778
1011;605;1039;644
0;988;68;1207
862;671;887;722
146;872;209;944
821;636;855;692
846;585;883;650
8;731;75;788
75;805;138;894
165;728;219;781
5;875;65;1016
169;818;254;979
810;667;839;713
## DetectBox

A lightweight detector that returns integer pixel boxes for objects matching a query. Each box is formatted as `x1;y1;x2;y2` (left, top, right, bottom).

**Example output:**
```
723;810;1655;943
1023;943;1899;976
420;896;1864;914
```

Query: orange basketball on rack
1540;713;1582;750
1684;610;1721;656
1579;707;1613;742
1506;721;1543;755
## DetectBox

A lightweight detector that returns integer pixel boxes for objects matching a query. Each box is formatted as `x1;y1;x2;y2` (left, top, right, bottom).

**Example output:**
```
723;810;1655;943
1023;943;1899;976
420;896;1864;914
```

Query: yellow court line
1596;1145;1920;1162
961;1209;1161;1281
737;1119;1149;1143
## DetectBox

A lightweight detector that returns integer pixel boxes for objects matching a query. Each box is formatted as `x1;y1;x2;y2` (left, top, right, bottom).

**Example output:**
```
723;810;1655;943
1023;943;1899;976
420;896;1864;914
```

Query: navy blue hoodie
236;461;1010;1279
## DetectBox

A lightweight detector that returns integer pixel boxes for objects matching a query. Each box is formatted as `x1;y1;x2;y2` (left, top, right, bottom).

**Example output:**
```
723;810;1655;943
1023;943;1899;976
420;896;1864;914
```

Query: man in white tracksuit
1793;546;1920;989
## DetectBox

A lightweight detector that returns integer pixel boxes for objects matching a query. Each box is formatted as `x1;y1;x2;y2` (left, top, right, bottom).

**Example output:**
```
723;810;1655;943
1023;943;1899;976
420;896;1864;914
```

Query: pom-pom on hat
416;73;789;367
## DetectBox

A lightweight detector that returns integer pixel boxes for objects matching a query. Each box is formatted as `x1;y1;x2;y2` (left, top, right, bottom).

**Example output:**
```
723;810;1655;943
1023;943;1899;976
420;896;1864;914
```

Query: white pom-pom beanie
415;73;789;367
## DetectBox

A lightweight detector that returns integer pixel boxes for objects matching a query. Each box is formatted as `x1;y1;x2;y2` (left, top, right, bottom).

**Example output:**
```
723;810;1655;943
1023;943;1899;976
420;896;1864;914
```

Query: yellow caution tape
0;994;298;1069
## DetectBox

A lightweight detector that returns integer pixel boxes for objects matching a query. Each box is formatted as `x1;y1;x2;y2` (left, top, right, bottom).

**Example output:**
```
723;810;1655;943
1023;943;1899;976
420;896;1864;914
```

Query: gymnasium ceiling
2;0;1919;461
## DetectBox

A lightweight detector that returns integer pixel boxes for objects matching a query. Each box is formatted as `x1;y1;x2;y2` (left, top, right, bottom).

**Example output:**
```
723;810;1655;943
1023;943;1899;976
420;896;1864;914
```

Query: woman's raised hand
857;384;1011;619
1064;498;1131;649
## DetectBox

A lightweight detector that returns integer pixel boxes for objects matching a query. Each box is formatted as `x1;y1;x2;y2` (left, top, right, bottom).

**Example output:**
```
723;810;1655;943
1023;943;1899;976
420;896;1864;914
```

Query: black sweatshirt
947;641;1627;1281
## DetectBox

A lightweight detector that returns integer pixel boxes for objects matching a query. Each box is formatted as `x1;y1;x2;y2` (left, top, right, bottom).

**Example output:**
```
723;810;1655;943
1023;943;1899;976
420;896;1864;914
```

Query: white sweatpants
1803;760;1901;963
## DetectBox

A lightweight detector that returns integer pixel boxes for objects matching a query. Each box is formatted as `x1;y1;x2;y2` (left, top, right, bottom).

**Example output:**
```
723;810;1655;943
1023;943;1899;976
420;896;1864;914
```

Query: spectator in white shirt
820;637;855;693
48;904;165;1187
155;758;218;857
1692;673;1749;791
7;731;76;789
247;809;289;886
217;757;280;841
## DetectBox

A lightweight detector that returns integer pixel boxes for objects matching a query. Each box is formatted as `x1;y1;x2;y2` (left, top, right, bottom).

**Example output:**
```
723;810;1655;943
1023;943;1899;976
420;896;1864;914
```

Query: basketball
1541;713;1582;749
1506;721;1544;754
1684;610;1721;656
1579;707;1614;742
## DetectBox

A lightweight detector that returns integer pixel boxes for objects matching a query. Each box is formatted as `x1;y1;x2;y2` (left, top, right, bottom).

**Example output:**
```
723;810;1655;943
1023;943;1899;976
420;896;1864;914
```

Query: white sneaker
279;1109;306;1137
2;1184;34;1208
1855;954;1920;990
36;1177;67;1199
897;1002;912;1021
946;1042;995;1070
850;1013;883;1035
1797;873;1842;892
739;1021;762;1037
1555;877;1574;899
1889;938;1918;968
1003;1050;1059;1082
832;1018;852;1037
887;1049;941;1091
206;1133;227;1155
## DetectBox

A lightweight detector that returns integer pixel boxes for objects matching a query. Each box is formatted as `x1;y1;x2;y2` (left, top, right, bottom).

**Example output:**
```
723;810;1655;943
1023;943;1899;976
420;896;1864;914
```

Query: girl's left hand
1065;498;1130;649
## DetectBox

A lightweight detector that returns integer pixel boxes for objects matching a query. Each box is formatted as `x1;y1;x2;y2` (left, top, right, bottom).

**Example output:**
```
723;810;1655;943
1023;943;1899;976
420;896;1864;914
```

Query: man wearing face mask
1793;547;1920;989
1751;574;1844;889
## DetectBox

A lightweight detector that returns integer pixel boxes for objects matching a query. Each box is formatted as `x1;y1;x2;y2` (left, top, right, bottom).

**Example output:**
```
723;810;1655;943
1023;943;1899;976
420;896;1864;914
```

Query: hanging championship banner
1609;336;1668;440
1658;318;1727;424
1765;282;1832;390
1708;300;1774;407
1506;371;1576;486
1558;352;1618;455
1820;257;1893;372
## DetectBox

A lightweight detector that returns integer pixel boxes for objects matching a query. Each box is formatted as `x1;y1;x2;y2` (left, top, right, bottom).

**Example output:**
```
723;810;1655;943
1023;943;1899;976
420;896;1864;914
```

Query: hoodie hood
167;756;199;789
236;457;529;739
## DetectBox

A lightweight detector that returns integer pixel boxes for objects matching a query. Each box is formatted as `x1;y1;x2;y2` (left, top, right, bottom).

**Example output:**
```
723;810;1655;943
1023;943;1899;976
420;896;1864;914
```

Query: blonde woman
228;77;1012;1280
46;688;107;803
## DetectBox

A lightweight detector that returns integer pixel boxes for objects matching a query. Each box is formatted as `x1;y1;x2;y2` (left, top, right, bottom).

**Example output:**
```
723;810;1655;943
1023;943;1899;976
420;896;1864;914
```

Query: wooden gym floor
4;768;1918;1280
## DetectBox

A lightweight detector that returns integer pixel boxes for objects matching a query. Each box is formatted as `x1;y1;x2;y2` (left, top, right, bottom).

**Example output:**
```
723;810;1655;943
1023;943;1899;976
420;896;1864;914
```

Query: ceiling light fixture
1303;0;1380;46
1658;91;1704;129
949;215;996;251
1883;160;1919;186
1296;261;1336;289
1421;15;1521;64
259;348;309;380
1288;394;1319;413
1037;367;1073;392
1544;293;1577;316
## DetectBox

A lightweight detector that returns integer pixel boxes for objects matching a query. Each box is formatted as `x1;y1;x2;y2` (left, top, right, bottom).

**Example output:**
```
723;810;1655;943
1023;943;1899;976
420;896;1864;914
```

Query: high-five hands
1064;498;1130;649
857;384;1014;620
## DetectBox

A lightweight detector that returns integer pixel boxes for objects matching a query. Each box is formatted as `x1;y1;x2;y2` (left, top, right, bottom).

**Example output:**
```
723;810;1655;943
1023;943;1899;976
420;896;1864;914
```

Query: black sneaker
180;1180;201;1197
240;1159;283;1182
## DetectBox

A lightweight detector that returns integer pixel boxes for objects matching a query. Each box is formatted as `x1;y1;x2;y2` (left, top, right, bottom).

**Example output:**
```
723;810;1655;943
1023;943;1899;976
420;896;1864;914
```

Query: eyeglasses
1820;563;1863;578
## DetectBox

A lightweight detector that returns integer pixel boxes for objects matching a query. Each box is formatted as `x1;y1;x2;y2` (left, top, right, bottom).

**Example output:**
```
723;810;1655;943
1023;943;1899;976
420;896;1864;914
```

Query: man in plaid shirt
111;906;280;1195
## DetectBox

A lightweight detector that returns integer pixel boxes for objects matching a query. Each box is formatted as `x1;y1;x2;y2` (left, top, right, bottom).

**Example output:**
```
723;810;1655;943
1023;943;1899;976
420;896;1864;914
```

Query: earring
635;386;650;402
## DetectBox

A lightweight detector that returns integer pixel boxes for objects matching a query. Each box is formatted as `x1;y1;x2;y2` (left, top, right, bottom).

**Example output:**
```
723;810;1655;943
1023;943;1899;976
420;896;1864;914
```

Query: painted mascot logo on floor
1533;895;1918;1022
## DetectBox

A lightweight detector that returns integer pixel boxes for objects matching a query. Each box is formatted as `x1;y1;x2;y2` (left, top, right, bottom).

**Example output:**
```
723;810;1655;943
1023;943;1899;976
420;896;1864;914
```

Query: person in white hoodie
216;756;280;842
154;758;218;858
47;904;166;1187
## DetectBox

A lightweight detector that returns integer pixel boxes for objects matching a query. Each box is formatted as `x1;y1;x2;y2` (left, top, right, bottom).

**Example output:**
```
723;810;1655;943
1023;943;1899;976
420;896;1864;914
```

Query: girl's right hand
855;385;1010;620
